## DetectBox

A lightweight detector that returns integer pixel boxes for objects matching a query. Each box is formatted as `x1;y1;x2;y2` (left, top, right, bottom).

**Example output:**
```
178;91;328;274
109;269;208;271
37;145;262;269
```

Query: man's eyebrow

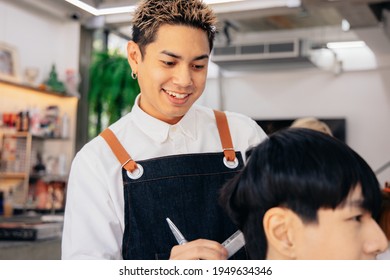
345;198;364;208
160;50;209;61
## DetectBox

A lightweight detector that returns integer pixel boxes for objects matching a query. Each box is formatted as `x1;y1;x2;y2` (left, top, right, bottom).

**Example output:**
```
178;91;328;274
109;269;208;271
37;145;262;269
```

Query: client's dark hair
220;128;382;259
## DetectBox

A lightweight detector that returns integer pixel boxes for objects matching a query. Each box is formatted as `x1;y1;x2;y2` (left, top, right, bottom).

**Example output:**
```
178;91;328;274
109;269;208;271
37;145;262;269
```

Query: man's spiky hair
132;0;217;55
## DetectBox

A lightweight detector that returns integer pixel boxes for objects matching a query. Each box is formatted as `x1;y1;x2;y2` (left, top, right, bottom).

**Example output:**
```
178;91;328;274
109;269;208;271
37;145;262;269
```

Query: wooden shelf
32;136;70;141
2;131;30;138
0;80;76;211
1;132;69;141
29;173;68;182
0;79;77;99
0;173;27;179
0;173;67;182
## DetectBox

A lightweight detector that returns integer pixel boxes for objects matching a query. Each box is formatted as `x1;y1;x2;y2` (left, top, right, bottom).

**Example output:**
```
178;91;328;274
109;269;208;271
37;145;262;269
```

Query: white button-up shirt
62;96;267;259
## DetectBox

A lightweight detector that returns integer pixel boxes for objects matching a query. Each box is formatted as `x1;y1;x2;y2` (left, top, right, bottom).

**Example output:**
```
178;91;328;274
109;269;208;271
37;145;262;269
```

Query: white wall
0;1;80;86
199;24;390;187
201;54;390;187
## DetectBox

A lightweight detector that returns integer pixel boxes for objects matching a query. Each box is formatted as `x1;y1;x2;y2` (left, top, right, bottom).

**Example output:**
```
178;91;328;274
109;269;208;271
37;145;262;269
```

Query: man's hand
169;239;228;260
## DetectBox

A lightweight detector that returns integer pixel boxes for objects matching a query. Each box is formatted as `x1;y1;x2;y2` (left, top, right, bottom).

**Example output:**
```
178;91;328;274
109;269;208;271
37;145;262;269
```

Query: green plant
88;50;139;138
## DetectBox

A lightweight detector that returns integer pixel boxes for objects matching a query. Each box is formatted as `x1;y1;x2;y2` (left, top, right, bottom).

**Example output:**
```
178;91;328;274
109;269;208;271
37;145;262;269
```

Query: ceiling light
65;0;245;16
65;0;135;16
65;0;299;16
327;41;366;49
205;0;244;4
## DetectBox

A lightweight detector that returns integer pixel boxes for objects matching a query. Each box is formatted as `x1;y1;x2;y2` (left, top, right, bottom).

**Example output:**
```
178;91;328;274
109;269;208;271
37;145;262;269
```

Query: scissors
166;217;245;258
166;217;188;245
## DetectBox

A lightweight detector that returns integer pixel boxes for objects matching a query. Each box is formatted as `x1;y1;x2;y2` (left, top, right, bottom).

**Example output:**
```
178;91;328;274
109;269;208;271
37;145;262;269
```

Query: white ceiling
8;0;390;53
9;1;389;31
65;0;390;29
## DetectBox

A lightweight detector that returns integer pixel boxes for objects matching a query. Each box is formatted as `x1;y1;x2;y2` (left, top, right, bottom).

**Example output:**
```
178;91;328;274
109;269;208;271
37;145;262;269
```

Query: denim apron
100;110;247;260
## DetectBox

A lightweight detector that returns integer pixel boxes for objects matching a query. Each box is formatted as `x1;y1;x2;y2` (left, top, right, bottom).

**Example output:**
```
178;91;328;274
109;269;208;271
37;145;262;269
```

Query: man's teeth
165;89;189;99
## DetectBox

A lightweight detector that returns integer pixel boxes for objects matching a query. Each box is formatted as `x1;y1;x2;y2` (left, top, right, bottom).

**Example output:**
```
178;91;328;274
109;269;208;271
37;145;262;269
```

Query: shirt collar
132;95;197;143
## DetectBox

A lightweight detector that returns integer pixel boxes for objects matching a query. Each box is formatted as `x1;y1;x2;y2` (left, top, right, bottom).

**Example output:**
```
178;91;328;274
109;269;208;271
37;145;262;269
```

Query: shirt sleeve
225;111;268;162
61;141;123;259
251;119;268;145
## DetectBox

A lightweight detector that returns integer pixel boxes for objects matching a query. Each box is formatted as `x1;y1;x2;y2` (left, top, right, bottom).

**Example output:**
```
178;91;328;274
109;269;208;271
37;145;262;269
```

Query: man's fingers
169;239;228;260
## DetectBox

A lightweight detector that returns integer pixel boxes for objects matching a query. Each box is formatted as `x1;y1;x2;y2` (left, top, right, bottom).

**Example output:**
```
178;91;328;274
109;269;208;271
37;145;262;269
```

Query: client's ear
263;207;296;259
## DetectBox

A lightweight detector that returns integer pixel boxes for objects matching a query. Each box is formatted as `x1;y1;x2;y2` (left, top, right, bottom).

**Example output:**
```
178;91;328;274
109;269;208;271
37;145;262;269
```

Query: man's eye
353;215;363;222
162;61;175;66
192;64;205;70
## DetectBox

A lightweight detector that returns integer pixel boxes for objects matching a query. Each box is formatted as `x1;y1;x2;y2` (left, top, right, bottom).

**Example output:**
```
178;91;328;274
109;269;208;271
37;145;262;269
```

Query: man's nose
172;66;193;87
364;219;388;256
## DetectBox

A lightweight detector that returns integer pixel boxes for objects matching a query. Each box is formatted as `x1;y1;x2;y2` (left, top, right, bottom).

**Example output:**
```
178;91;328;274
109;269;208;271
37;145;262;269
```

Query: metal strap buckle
223;157;239;169
126;163;144;180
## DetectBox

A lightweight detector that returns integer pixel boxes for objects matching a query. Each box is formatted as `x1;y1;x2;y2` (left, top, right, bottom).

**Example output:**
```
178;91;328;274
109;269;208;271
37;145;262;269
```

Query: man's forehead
343;185;364;209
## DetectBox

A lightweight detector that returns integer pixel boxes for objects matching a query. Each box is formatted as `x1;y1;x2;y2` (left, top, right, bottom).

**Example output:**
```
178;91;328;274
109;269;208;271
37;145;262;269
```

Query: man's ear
263;207;296;259
127;41;141;73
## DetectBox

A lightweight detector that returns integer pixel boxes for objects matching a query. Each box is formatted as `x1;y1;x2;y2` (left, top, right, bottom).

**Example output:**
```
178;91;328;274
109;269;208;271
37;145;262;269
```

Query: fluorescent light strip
207;0;300;7
65;0;98;15
65;0;298;16
327;41;367;49
96;6;136;16
65;0;244;16
65;0;135;15
205;0;244;4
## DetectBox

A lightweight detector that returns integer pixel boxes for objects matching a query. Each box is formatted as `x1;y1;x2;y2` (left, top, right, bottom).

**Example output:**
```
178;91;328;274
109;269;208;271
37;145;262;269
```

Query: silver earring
131;71;137;80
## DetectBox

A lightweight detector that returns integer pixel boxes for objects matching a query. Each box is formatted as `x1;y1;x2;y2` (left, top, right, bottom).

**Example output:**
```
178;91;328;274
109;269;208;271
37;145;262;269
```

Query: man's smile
163;88;191;99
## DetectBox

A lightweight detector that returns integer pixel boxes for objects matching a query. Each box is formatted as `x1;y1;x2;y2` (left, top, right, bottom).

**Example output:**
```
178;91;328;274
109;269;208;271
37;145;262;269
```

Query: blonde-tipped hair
132;0;217;55
290;117;333;136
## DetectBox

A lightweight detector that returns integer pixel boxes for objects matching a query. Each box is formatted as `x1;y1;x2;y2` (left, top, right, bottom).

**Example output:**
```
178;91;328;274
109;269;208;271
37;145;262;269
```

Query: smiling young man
127;24;209;124
220;128;388;259
62;0;267;260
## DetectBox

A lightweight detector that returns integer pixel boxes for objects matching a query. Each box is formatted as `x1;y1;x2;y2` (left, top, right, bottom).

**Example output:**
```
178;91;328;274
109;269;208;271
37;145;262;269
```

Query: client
220;128;387;259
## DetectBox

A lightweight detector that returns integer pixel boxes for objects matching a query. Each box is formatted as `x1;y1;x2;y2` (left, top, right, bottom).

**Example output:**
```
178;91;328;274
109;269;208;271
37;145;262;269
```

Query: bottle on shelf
0;191;4;216
15;111;22;132
29;106;42;136
3;189;14;218
61;113;69;138
14;109;31;132
22;109;30;132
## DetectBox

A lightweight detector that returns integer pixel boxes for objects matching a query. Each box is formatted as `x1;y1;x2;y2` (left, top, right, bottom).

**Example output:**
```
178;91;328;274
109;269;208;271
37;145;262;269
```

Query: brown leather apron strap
213;110;236;162
101;111;235;172
100;128;138;172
